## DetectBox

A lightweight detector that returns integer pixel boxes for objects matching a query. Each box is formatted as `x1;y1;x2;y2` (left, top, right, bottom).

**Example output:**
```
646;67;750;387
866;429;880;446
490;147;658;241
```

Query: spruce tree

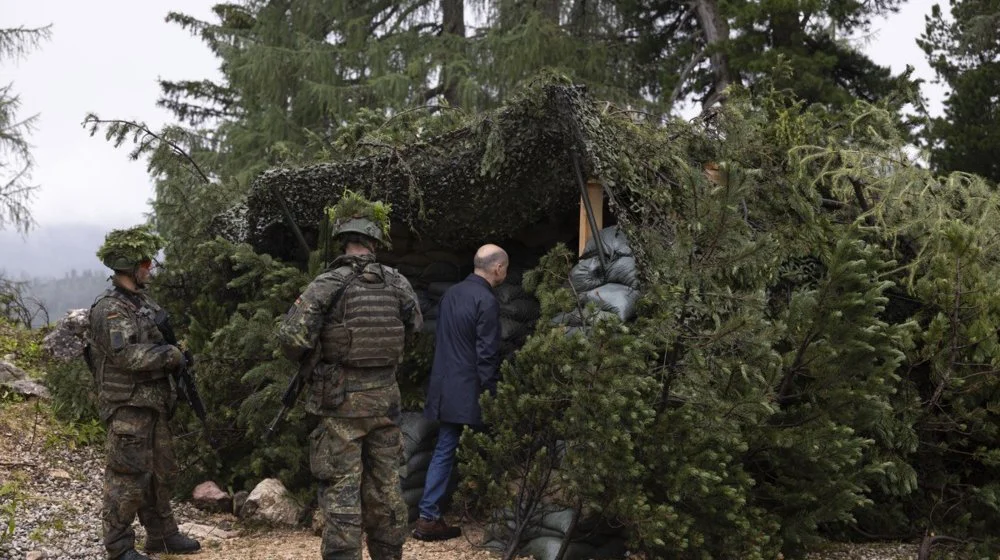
919;0;1000;181
0;25;50;233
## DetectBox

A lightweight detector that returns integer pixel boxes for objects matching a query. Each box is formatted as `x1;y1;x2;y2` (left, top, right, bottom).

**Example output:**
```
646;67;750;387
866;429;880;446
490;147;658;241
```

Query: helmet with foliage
326;190;392;249
96;224;165;271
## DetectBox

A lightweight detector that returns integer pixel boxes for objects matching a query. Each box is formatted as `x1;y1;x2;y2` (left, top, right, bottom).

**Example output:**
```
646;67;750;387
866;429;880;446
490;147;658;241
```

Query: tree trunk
441;0;465;106
536;0;561;23
691;0;732;109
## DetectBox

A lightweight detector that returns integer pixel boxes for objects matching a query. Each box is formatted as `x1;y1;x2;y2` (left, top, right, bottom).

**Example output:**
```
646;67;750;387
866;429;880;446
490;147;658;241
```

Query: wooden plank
578;179;604;256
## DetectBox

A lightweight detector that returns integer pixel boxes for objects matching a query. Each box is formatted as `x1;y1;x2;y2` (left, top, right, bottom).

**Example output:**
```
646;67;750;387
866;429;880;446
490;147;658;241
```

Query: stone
176;522;239;543
311;510;325;536
1;378;50;399
48;469;71;480
241;478;303;526
192;481;232;513
232;490;250;516
0;360;27;383
41;309;90;362
25;551;46;560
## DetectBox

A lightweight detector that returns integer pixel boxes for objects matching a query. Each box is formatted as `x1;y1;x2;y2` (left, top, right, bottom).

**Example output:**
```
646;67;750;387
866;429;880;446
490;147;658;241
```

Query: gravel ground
0;400;920;560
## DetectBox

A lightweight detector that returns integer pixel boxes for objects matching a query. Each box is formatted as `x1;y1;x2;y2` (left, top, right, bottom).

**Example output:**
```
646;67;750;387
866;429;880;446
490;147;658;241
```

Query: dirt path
191;525;512;560
0;399;920;560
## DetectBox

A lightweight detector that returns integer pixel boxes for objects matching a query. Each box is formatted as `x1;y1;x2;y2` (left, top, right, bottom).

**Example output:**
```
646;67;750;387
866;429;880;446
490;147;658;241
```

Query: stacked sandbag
563;226;640;325
380;248;468;335
484;506;628;560
496;267;542;359
397;412;460;522
398;412;438;522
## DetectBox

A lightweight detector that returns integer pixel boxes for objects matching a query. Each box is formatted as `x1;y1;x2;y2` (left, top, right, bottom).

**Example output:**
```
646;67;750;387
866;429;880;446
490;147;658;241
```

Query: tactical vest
320;264;406;390
87;288;171;415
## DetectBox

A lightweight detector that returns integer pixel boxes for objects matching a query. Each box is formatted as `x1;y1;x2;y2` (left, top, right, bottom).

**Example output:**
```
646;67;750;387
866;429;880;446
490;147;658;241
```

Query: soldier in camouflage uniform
277;194;422;560
85;225;200;560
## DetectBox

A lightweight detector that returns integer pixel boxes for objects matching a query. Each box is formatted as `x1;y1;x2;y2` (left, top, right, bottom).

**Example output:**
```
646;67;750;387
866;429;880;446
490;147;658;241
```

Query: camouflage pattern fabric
87;283;182;421
276;254;422;366
311;415;407;560
277;253;422;560
102;406;179;559
87;280;185;559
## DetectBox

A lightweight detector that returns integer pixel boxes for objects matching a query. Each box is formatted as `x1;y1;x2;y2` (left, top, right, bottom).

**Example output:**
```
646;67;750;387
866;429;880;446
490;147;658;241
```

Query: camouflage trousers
101;406;178;559
310;415;408;560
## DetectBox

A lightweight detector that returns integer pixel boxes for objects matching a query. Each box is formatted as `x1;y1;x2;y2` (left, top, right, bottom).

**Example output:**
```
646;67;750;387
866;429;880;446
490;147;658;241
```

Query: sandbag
400;413;439;459
403;487;424;507
416;291;434;315
579;283;639;321
569;257;607;293
395;263;425;278
501;298;541;322
397;253;434;267
519;536;598;560
582;226;633;261
402;469;428;491
421;261;462;283
552;309;619;328
505;267;526;286
500;317;530;341
496;283;528;304
424;250;465;267
604;256;639;289
424;303;440;320
407;449;434;473
540;509;620;542
427;281;456;298
485;520;563;543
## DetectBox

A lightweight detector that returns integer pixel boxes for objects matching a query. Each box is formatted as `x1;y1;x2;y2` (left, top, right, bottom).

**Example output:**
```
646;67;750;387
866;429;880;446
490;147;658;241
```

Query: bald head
473;244;509;287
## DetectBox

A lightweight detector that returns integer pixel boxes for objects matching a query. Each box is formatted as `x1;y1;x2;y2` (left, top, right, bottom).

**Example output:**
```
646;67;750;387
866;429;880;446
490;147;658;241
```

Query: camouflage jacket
87;280;181;421
276;254;422;418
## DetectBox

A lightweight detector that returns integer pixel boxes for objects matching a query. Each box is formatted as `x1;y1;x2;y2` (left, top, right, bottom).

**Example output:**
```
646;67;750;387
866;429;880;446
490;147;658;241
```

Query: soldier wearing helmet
276;192;422;560
86;224;200;560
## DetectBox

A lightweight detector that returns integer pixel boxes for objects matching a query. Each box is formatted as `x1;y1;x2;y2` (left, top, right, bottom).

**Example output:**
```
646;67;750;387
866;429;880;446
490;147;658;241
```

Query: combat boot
411;517;461;541
117;549;152;560
368;540;403;560
144;532;201;554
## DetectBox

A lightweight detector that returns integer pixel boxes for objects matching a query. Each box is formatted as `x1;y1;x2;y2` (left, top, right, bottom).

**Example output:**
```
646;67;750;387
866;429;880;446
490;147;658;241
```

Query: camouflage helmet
334;217;385;244
96;224;164;271
326;190;392;249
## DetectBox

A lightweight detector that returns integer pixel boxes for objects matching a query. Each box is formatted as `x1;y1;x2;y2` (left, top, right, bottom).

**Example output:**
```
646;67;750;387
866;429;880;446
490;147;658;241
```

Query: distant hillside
1;223;111;325
0;223;107;279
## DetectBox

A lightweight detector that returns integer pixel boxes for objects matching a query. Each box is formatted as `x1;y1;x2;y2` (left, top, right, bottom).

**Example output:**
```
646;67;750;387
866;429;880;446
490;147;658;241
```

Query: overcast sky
3;0;948;235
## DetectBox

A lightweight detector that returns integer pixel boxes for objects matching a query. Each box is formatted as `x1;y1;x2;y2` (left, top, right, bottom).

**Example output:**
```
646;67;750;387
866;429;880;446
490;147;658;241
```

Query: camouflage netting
214;84;615;258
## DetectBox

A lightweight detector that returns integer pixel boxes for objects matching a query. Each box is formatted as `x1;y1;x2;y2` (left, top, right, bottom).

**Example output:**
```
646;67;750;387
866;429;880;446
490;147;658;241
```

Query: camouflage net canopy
96;224;165;270
216;84;611;259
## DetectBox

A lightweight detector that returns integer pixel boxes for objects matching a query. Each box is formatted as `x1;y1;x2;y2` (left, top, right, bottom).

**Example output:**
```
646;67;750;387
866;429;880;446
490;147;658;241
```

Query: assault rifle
265;272;358;440
264;345;322;441
153;310;220;450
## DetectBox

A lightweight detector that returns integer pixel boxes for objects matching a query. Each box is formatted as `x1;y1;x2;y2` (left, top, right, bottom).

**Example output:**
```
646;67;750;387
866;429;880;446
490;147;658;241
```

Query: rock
232;490;250;516
0;360;28;383
241;478;303;526
176;522;239;543
41;309;90;362
192;481;232;513
311;510;325;536
25;551;45;560
1;378;50;399
48;469;71;480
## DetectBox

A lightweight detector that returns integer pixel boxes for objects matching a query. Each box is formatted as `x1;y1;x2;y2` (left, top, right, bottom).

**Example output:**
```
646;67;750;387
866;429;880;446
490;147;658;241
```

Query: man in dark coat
412;244;508;541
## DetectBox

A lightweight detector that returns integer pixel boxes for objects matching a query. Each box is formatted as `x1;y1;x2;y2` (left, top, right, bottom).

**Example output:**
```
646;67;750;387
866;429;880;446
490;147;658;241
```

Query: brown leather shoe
412;517;462;541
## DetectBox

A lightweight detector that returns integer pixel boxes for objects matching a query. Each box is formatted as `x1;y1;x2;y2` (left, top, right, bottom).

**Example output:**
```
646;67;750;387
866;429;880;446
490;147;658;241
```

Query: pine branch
82;115;211;184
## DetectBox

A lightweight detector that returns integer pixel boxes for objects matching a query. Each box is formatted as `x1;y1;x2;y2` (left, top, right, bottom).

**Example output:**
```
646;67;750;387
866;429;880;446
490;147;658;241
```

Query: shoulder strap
326;272;359;317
